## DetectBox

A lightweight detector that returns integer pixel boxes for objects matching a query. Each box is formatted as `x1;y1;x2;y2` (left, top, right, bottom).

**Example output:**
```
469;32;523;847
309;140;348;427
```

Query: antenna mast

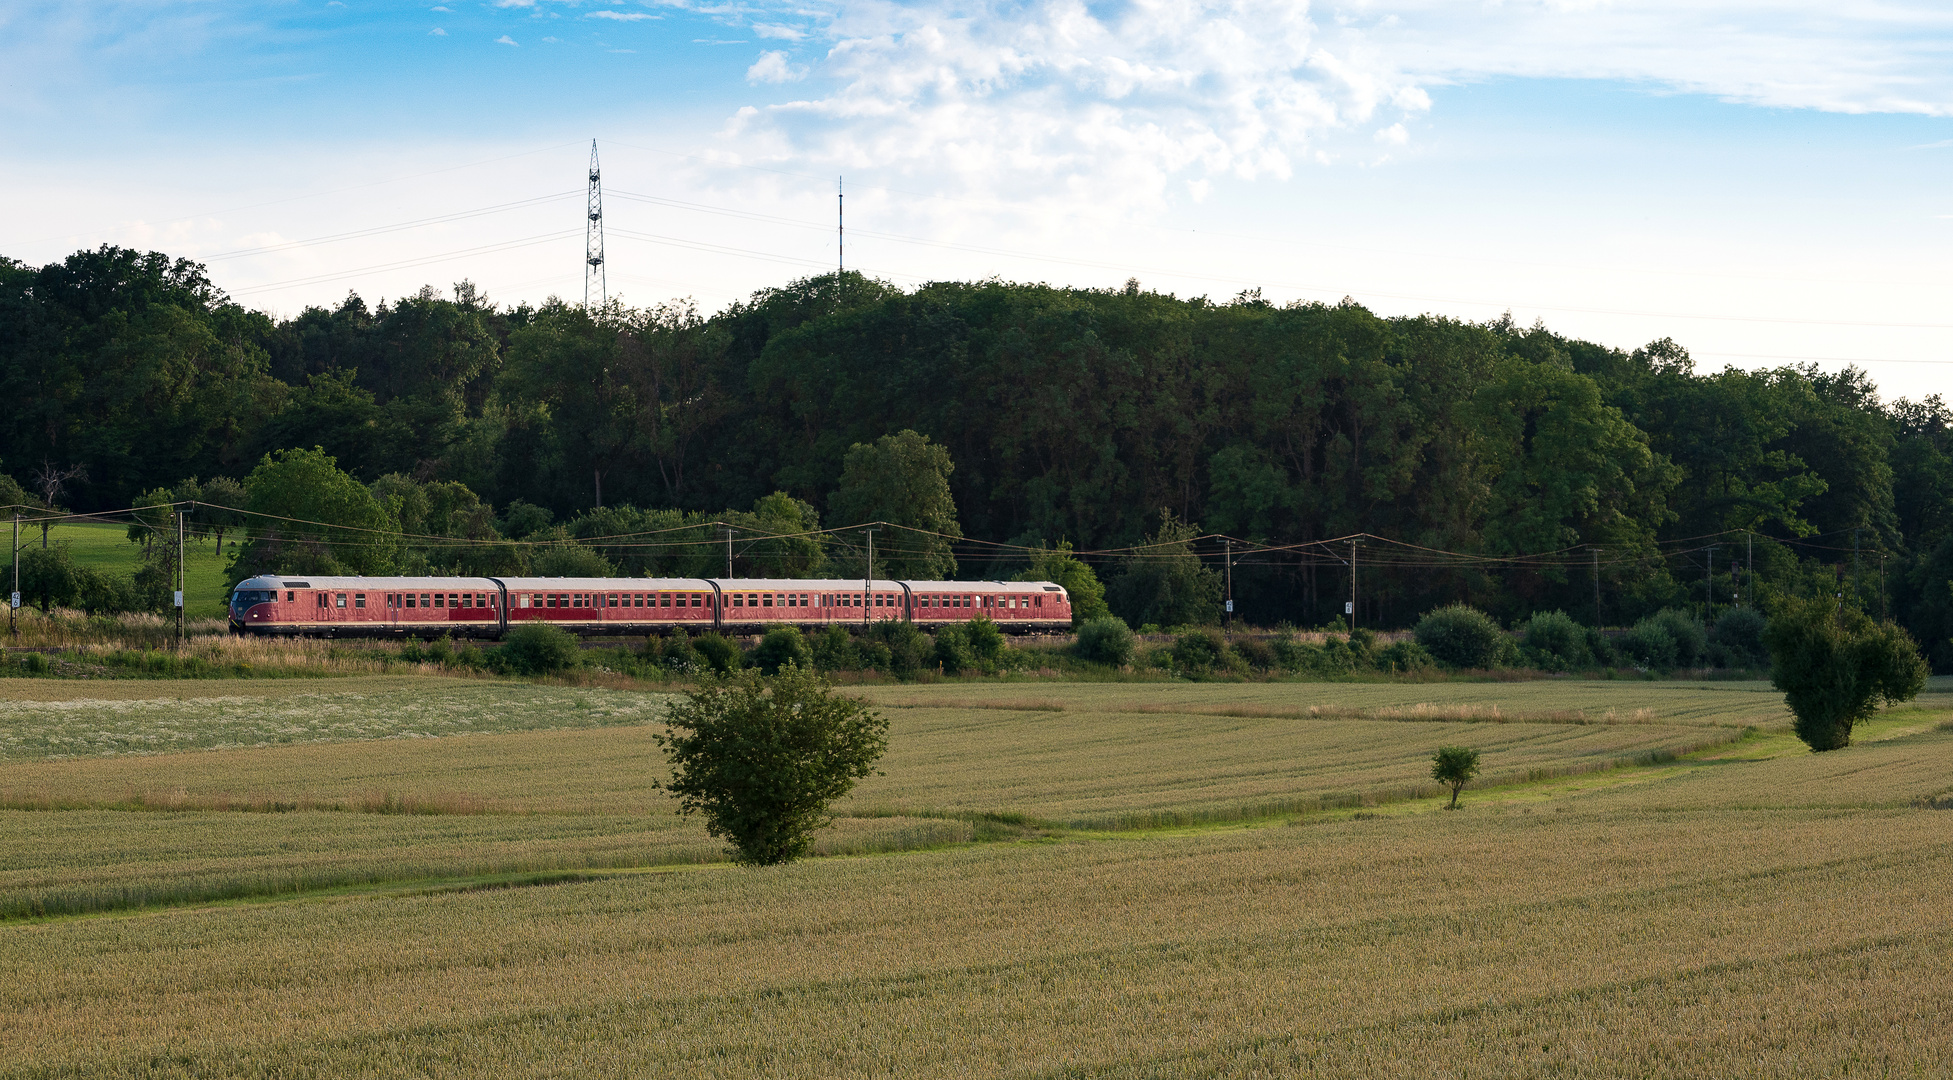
837;175;844;274
585;140;606;309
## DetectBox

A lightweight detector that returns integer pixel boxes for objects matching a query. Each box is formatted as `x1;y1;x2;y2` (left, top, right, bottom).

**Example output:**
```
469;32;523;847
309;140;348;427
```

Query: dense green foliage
654;666;889;865
495;623;581;677
1415;605;1507;669
1431;746;1482;809
6;247;1951;668
1763;598;1928;751
1074;615;1137;667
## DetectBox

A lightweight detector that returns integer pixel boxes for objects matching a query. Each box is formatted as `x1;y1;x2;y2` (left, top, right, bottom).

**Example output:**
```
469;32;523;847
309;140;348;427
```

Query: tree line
3;246;1949;667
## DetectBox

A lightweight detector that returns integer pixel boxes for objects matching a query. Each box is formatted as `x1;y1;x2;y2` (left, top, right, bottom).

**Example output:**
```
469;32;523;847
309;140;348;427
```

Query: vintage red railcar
228;575;1071;637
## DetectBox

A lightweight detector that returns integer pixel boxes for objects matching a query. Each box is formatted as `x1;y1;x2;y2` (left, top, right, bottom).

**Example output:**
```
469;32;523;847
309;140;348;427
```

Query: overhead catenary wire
4;504;1882;579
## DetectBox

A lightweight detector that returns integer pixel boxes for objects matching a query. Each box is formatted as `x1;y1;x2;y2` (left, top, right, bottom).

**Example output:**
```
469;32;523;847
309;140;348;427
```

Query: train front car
227;575;289;635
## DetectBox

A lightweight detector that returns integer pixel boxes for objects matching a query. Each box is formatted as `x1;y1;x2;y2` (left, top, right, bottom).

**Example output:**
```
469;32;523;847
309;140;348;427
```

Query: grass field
0;674;1949;1076
12;521;233;619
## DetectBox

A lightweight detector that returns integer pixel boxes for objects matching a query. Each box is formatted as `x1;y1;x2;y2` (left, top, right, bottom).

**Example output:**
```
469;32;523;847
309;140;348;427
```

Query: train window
335;594;347;608
631;594;641;607
763;595;773;607
354;594;366;609
433;595;445;609
285;591;294;602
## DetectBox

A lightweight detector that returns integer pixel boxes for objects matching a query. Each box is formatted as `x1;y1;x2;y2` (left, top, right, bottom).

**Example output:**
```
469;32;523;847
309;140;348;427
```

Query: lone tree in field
655;664;889;866
1431;746;1481;809
1764;597;1927;752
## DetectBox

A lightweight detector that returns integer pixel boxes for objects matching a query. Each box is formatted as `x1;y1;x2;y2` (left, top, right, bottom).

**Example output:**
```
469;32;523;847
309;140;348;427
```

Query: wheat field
0;674;1949;1077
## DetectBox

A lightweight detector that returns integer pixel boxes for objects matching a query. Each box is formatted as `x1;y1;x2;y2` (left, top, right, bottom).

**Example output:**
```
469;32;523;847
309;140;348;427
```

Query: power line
204;191;581;262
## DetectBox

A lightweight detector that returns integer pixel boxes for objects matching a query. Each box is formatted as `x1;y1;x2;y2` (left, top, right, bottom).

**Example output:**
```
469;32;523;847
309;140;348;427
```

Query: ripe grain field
0;674;1949;1077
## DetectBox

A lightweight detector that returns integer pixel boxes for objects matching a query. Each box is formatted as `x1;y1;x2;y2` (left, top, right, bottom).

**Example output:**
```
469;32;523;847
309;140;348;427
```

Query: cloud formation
725;0;1420;212
704;0;1953;215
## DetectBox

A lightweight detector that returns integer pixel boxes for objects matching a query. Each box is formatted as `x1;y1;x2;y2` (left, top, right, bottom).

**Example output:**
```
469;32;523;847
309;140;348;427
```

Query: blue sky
3;1;1951;400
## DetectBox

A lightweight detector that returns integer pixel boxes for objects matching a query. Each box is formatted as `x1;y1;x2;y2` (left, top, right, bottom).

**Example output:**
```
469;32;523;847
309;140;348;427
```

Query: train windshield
230;590;274;614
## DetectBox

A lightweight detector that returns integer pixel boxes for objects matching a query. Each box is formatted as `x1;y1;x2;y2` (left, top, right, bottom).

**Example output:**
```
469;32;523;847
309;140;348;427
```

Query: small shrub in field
1414;605;1506;669
655;665;889;865
1234;636;1277;671
1073;616;1135;667
1641;609;1708;667
693;633;744;674
1374;640;1436;674
1617;620;1677;670
866;621;933;677
497;624;581;676
1585;625;1615;666
811;625;858;672
1522;611;1591;672
1709;607;1769;668
934;623;975;673
1172;629;1228;672
1431;745;1481;809
1765;598;1927;752
651;630;702;674
965;615;1005;662
749;627;812;675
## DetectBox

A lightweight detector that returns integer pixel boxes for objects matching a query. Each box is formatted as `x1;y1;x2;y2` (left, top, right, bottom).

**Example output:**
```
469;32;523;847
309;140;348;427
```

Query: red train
227;575;1073;637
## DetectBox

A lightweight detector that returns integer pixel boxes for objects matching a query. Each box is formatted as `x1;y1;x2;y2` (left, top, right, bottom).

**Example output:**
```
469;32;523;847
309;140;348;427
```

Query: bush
864;620;933;678
1765;597;1928;752
1234;636;1277;671
692;633;744;675
1709;606;1768;668
1521;610;1591;672
1640;608;1708;667
749;627;812;675
655;666;889;865
1374;640;1436;674
965;615;1006;662
497;623;581;676
649;629;702;674
1616;620;1677;670
810;625;858;672
1171;628;1228;672
1414;604;1506;669
933;623;975;673
1073;616;1135;667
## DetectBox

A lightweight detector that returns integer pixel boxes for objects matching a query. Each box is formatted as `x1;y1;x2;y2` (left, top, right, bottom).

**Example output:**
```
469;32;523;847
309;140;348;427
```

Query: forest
2;245;1950;668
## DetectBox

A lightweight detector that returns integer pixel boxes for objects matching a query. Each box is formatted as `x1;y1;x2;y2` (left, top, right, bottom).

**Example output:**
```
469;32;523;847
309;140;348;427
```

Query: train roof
233;575;502;591
905;580;1065;594
495;577;713;592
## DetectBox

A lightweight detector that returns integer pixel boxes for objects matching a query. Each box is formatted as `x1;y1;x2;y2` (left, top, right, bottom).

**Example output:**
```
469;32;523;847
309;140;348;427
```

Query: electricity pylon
585;140;606;309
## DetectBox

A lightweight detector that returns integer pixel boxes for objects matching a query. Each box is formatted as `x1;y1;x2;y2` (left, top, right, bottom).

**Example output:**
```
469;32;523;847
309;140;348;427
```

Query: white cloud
496;34;519;45
1373;122;1407;145
745;49;803;84
1369;1;1953;117
587;10;658;20
430;6;450;11
428;27;447;36
724;0;1426;215
753;23;804;40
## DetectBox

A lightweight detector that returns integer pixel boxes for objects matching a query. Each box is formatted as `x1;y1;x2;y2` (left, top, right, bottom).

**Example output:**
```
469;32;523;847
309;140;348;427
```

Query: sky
2;0;1951;400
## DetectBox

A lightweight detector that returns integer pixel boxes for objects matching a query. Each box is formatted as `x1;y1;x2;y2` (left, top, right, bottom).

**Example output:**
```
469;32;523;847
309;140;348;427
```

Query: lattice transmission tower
585;139;606;309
